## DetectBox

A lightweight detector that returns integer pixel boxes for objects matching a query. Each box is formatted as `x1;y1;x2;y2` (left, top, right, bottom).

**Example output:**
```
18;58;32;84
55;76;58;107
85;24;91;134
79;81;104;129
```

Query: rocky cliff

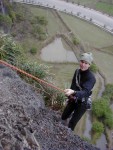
0;64;100;150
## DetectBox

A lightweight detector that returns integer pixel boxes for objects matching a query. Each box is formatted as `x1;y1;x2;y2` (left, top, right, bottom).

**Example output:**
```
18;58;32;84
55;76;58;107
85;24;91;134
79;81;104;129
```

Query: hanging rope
0;60;65;93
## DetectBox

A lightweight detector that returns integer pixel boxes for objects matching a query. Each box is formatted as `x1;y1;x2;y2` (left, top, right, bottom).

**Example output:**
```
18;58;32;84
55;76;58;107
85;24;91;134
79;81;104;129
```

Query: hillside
0;64;100;150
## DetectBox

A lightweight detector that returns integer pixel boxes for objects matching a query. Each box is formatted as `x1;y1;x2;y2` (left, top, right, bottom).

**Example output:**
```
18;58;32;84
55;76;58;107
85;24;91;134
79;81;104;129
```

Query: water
40;38;78;63
83;111;92;139
111;102;113;110
97;72;105;98
96;134;107;150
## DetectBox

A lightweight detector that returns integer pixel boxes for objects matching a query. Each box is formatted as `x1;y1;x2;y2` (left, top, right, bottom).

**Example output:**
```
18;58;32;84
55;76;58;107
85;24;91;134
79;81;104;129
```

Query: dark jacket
70;68;96;101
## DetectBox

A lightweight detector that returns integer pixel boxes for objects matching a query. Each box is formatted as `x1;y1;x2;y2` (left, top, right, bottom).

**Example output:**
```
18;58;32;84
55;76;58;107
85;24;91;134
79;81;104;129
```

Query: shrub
81;137;91;143
39;34;46;41
32;25;46;40
0;35;21;65
0;14;5;24
44;87;66;110
15;12;25;22
36;16;48;26
92;98;110;118
103;84;113;99
92;121;104;133
92;96;113;129
0;14;12;28
19;62;49;79
30;47;37;55
90;63;98;73
104;111;113;129
55;92;66;109
31;16;48;26
72;37;79;45
9;10;16;22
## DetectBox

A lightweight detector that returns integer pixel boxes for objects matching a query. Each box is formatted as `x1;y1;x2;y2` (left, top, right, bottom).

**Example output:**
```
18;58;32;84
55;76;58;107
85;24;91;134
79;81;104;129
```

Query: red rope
0;60;64;93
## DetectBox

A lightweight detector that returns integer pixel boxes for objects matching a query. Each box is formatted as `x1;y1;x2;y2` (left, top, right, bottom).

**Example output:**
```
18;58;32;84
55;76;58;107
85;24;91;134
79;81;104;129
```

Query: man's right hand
64;89;75;96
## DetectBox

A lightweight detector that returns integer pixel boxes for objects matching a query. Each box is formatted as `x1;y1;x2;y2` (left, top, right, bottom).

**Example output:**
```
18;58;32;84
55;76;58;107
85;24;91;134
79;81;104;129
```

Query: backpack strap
75;69;82;91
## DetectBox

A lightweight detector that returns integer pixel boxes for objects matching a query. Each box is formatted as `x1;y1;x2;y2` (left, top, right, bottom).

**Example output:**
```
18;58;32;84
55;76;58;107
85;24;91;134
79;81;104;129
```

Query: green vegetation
101;45;113;54
104;112;113;129
29;6;68;37
92;121;104;140
66;0;113;15
92;50;113;83
81;136;91;143
19;61;49;79
44;88;66;110
103;84;113;99
29;47;37;55
92;98;110;118
0;35;21;64
92;84;113;132
90;63;98;73
2;0;16;21
95;2;113;16
92;121;104;134
60;12;113;48
0;14;12;30
72;36;79;45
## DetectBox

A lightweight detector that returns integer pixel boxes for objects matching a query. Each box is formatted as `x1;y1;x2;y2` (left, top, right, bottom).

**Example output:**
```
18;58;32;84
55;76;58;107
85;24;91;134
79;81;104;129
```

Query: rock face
0;64;100;150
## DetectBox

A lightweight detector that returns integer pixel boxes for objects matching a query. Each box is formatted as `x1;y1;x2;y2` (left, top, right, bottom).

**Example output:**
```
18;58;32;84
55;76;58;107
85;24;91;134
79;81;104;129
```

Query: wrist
73;91;76;95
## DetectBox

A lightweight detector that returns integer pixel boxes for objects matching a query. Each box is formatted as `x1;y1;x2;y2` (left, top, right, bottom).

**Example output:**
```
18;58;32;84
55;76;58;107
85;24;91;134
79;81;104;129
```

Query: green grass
101;45;113;54
28;5;68;36
91;50;113;83
65;0;113;15
60;12;113;48
95;2;113;16
48;63;78;89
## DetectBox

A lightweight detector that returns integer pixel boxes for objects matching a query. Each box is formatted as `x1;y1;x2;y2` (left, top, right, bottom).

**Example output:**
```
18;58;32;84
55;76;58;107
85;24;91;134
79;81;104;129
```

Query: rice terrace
0;0;113;150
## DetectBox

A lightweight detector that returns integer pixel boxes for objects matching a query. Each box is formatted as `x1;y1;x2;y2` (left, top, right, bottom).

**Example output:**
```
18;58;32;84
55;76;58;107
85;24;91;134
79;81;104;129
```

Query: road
14;0;113;35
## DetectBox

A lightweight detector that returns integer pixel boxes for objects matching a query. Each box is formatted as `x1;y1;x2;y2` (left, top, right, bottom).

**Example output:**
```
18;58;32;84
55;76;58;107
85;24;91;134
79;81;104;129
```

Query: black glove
68;95;77;103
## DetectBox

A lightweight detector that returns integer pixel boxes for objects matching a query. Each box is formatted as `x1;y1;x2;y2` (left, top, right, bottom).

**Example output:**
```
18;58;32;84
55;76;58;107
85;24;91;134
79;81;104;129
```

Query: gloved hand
64;89;75;96
68;94;77;103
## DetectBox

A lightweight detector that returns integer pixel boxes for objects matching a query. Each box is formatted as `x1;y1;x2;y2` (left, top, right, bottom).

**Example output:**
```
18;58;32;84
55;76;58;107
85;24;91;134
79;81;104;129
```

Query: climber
61;52;96;131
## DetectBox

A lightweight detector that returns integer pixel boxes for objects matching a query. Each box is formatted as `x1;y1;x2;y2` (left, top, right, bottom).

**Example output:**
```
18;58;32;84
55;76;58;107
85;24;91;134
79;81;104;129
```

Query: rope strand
0;60;64;93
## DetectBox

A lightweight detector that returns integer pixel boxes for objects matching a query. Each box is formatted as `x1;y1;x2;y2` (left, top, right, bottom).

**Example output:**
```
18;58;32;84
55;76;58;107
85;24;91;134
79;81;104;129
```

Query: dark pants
61;100;87;131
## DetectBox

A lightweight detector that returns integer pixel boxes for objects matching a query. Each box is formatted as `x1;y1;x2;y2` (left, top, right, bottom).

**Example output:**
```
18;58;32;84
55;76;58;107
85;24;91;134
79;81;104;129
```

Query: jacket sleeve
75;74;96;100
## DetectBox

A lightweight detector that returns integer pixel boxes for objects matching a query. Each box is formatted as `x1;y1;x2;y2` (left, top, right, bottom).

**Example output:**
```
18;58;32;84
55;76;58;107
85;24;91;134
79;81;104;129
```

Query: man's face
79;60;90;71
